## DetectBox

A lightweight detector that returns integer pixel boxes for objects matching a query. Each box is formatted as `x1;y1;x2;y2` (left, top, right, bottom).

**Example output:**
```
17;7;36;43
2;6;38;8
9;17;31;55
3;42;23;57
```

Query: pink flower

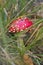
8;17;33;33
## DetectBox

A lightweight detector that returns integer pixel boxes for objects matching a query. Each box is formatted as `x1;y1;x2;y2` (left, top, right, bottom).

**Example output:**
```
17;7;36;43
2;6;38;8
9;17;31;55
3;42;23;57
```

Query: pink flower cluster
8;17;33;33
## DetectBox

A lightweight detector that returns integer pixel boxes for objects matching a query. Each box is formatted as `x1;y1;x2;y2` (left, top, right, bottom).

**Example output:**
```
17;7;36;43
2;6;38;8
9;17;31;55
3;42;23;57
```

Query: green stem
17;37;25;56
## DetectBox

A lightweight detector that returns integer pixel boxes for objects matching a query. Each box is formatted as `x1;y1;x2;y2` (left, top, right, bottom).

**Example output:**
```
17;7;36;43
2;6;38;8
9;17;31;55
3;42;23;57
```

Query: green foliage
0;0;43;65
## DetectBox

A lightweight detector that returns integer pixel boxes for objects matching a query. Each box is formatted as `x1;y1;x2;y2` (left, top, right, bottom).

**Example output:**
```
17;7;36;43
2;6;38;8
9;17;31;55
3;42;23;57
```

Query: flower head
8;17;33;33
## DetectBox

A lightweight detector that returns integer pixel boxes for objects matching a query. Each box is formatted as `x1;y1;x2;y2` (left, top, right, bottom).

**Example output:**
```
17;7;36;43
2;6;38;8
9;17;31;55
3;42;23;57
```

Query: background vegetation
0;0;43;65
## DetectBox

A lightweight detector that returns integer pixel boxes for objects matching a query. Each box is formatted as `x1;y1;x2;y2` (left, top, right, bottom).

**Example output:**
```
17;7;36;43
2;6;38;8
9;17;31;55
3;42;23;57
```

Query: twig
3;8;8;16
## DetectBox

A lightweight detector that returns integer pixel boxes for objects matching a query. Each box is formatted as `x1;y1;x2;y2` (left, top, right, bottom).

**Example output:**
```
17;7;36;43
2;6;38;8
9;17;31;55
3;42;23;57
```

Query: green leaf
36;26;43;40
34;58;41;65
